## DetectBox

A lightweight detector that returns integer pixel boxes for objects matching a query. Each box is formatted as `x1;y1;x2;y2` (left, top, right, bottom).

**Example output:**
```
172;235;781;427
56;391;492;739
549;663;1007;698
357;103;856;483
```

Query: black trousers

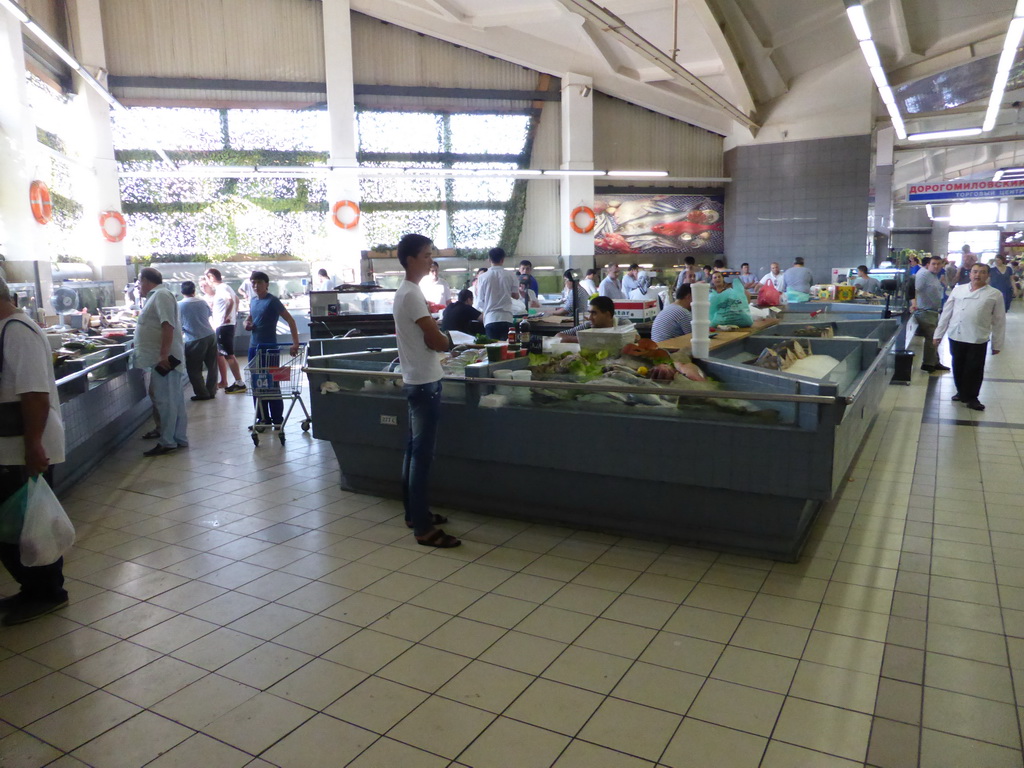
0;466;66;600
949;339;988;402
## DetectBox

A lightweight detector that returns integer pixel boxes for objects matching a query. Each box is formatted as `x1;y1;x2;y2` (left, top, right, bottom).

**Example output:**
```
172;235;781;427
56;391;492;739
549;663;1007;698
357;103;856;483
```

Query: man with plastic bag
0;277;70;625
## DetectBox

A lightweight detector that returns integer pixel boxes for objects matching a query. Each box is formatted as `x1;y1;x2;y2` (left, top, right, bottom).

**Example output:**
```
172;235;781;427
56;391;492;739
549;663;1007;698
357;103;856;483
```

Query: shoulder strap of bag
0;318;38;377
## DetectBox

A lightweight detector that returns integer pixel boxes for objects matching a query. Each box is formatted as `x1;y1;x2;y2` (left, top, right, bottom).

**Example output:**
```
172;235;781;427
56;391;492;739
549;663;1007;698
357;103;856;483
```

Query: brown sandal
416;529;461;548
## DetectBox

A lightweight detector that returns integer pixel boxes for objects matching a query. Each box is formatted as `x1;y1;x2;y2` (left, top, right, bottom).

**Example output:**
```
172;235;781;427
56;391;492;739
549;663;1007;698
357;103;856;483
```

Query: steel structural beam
107;75;562;101
554;0;758;129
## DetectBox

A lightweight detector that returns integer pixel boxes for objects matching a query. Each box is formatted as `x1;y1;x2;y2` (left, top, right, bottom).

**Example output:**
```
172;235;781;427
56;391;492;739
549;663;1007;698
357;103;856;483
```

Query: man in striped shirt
651;284;693;343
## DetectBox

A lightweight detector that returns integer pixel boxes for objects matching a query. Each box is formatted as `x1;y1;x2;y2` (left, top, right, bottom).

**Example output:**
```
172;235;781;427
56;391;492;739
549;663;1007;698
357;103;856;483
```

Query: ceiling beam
554;0;757;129
887;33;1003;87
886;0;915;62
421;0;466;23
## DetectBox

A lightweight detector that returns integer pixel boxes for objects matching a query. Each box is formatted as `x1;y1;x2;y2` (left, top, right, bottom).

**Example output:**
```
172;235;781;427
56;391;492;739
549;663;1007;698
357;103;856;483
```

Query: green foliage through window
114;107;535;260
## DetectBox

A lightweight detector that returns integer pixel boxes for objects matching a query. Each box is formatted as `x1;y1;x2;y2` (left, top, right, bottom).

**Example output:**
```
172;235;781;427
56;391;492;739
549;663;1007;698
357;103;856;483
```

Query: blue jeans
149;368;188;448
402;380;442;536
248;345;283;423
485;321;511;341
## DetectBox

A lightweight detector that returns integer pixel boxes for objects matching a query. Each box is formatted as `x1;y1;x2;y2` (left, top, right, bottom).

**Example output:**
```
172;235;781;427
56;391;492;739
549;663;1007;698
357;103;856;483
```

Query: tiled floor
1;309;1023;767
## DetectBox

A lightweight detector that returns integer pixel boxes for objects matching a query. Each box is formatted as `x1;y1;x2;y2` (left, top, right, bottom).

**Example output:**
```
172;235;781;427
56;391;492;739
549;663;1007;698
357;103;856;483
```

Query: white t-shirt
580;278;598;296
420;276;452;307
474;267;519;325
393;280;444;385
212;283;236;327
135;286;186;370
0;313;65;465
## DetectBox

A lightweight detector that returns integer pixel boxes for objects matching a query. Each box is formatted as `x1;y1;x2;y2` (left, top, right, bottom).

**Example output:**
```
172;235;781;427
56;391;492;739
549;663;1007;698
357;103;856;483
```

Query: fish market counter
51;347;151;495
305;319;900;561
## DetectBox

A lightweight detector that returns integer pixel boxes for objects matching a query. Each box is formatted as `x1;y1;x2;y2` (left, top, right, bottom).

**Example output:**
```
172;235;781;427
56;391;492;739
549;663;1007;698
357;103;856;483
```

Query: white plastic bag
19;477;75;567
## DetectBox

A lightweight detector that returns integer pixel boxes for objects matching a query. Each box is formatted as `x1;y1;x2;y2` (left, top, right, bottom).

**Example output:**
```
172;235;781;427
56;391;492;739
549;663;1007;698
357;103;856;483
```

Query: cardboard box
613;299;658;322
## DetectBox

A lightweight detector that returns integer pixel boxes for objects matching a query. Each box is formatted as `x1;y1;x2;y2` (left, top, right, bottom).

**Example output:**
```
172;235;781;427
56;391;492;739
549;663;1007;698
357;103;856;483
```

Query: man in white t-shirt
474;247;520;340
206;268;246;394
759;262;785;291
419;262;452;307
392;234;460;549
0;278;69;625
136;268;188;456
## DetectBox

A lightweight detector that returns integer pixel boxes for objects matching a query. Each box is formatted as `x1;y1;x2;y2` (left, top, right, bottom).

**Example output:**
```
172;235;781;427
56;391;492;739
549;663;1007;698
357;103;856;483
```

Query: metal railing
55;350;133;387
302;365;839;406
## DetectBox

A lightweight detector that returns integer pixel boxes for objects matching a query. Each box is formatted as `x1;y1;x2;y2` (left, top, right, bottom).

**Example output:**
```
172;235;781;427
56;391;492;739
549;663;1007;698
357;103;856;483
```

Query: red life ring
99;211;127;242
570;205;595;234
29;181;52;224
331;200;360;229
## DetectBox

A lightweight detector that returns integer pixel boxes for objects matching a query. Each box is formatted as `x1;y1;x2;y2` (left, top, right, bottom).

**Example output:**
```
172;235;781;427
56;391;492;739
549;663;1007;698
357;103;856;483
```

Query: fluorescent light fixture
879;86;896;106
983;15;1024;133
885;102;908;139
925;204;934;218
0;0;29;23
607;170;669;177
868;67;889;90
999;18;1024;72
859;40;882;69
995;170;1006;181
543;169;607;176
846;4;872;41
907;127;983;141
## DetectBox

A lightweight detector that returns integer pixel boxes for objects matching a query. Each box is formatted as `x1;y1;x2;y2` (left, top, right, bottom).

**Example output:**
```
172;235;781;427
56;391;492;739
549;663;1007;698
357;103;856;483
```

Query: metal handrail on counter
302;366;839;406
55;349;133;387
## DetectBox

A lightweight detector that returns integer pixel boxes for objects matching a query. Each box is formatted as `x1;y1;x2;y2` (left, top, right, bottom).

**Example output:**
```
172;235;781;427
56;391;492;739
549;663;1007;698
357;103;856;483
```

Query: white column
559;72;595;273
66;0;129;287
322;0;362;284
0;12;48;265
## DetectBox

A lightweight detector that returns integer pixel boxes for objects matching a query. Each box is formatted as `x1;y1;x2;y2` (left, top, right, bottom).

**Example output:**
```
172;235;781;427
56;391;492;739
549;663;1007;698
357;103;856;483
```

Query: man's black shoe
141;430;160;440
966;400;986;411
0;593;25;613
143;445;177;457
933;363;951;371
190;395;214;401
2;596;68;626
920;365;935;373
952;394;962;402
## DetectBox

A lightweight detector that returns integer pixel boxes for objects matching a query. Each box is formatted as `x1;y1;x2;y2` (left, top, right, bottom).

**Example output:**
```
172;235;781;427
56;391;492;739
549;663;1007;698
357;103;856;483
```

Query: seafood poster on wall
593;194;724;254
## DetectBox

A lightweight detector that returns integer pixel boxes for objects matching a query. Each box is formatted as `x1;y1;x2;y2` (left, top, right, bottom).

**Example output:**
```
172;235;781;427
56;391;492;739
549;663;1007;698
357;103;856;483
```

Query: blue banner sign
908;179;1024;202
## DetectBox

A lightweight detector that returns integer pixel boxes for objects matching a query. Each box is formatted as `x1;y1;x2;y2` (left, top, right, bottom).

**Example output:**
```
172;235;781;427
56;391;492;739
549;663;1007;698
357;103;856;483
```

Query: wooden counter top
657;317;779;351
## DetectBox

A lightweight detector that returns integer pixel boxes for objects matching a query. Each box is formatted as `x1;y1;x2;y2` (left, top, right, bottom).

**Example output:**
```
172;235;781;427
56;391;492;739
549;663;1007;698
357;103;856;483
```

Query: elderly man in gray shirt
913;256;949;373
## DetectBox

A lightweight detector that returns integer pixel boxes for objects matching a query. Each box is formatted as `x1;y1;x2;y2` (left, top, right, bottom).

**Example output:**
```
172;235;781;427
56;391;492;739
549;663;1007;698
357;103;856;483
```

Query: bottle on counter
518;317;531;349
507;325;518;345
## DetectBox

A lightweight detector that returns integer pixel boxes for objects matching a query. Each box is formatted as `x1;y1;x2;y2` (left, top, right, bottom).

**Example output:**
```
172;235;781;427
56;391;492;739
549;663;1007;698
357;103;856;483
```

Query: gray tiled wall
725;135;872;280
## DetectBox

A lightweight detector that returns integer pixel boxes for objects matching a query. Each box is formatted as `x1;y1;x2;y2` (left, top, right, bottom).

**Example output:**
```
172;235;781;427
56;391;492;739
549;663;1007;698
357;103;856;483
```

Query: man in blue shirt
178;281;218;401
245;271;300;425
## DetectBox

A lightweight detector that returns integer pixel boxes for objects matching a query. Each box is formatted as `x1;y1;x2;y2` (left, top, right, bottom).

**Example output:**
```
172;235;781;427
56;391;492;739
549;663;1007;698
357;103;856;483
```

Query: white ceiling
350;0;1024;196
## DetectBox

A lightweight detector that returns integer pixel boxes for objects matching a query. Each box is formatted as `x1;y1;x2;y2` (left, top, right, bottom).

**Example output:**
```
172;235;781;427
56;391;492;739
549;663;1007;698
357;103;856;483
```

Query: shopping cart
244;343;312;445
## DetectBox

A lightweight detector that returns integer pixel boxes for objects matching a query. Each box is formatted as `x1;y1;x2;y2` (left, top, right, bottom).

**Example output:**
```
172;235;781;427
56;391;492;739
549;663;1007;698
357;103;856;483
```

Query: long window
113;107;533;260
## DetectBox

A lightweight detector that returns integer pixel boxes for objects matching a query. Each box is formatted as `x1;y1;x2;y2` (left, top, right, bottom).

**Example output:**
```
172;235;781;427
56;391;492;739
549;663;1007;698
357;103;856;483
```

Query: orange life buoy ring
99;211;126;242
570;205;595;234
331;200;360;229
29;181;52;225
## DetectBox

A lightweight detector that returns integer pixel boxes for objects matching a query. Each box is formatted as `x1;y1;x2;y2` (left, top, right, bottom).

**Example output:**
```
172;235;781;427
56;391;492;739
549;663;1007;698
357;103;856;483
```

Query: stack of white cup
689;283;711;358
510;370;532;403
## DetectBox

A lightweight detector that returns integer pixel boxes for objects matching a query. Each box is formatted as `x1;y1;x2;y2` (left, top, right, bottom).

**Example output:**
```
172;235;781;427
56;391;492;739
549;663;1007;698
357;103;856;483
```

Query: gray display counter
52;349;151;495
304;317;900;560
